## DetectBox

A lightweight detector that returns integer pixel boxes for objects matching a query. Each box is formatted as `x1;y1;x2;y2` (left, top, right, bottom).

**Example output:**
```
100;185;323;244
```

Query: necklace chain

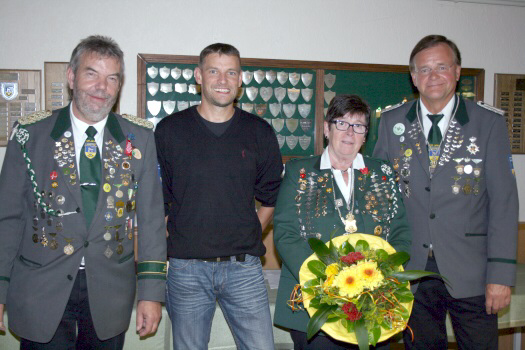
330;168;357;234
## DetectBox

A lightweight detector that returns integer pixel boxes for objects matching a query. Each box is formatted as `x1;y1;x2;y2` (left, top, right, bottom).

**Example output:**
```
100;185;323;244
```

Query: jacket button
423;244;429;248
425;187;431;192
67;275;73;281
430;213;436;219
84;241;89;247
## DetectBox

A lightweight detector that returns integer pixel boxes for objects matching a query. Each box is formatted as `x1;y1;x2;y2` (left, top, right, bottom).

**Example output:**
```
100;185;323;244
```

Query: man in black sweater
155;43;283;350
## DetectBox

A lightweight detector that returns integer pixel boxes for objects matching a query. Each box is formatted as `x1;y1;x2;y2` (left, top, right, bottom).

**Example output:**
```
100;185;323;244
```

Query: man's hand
485;284;511;314
0;304;5;332
136;301;161;337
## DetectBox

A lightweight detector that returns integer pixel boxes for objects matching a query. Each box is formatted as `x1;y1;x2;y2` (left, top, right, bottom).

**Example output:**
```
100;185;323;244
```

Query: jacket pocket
19;255;42;268
465;233;487;237
118;251;135;264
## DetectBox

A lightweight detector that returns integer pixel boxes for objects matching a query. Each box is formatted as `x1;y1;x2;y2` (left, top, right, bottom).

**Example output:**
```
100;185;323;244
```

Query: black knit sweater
155;106;283;258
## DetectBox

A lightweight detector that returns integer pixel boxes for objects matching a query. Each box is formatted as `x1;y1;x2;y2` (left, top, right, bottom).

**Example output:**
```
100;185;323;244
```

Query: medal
64;242;74;255
104;246;114;259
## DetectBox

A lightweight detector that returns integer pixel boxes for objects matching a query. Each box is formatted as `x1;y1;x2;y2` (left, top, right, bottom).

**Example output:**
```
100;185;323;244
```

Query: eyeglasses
330;120;368;134
414;64;454;76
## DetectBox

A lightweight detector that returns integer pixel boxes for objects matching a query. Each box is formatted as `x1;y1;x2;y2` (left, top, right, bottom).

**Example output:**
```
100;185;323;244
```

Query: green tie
80;126;101;227
427;114;444;145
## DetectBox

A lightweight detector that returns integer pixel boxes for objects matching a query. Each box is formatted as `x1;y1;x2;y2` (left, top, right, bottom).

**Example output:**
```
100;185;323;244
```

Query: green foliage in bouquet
301;236;439;350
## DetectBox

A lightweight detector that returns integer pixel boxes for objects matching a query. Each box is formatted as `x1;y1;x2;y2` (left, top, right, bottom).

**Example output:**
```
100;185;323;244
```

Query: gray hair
69;35;124;77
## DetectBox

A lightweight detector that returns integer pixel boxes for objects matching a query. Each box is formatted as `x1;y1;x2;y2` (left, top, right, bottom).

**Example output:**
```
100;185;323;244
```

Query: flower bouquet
296;234;437;350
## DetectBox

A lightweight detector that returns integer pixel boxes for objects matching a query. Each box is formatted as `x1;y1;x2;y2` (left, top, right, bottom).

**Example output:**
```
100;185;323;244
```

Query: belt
199;254;246;262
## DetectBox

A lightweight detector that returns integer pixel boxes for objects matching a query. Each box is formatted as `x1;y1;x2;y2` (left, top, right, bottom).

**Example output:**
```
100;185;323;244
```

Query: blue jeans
166;255;275;350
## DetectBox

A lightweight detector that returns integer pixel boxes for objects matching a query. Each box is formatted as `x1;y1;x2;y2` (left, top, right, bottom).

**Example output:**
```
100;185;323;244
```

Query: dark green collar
50;105;125;143
406;96;469;126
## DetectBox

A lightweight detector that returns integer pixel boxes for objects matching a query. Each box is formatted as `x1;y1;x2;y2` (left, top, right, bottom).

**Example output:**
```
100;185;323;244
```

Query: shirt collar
420;95;456;121
320;147;365;170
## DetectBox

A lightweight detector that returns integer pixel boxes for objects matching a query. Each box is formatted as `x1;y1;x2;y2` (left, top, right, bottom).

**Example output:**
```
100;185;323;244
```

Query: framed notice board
0;69;41;146
494;73;525;154
137;54;484;161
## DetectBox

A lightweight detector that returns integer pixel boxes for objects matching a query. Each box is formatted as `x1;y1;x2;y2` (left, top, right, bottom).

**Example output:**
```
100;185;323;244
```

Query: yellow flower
357;260;384;290
323;263;340;289
334;267;364;298
325;263;340;278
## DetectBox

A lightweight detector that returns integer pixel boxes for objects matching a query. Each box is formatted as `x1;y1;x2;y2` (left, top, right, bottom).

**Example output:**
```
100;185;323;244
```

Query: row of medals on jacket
32;136;136;256
294;167;393;239
394;120;482;197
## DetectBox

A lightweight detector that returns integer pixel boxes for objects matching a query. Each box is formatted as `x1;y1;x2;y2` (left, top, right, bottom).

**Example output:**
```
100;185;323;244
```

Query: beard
72;85;118;123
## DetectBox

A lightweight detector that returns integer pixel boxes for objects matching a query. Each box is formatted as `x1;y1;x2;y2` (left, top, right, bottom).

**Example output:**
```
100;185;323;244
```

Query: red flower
342;302;362;321
341;252;365;265
300;173;306;179
360;167;369;175
382;175;387;181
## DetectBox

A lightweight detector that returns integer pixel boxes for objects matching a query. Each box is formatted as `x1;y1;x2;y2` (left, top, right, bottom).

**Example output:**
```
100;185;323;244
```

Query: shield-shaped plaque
163;100;176;115
236;88;244;100
301;73;313;87
276;134;285;149
255;104;267;116
274;87;286;102
171;67;182;80
147;100;161;117
182;69;193;81
159;66;170;79
242;71;254;85
189;100;201;106
269;103;281;117
147;66;158;79
175;83;188;94
286;119;298;133
287;88;300;102
277;71;288;85
149;116;163;131
324;90;336;105
266;70;277;84
272;118;284;132
301;88;313;102
298;104;311;118
160;83;173;93
188;84;198;95
324;73;336;88
300;119;313;132
0;82;18;101
260;87;273;102
286;135;298;150
254;70;265;84
242;103;254;113
147;82;159;96
289;73;300;86
283;104;296;118
299;135;311;150
177;101;189;111
246;87;258;101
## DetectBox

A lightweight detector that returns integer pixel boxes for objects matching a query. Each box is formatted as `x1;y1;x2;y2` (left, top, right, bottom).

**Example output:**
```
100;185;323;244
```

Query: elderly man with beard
0;35;167;349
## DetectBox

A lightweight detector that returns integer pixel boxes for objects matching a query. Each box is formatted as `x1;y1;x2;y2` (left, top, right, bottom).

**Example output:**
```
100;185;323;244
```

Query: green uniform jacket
0;106;167;342
273;154;411;333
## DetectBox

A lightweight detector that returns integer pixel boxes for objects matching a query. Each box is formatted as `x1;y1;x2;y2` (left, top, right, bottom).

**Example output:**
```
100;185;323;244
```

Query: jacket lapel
90;113;126;233
50;107;83;213
432;98;469;178
404;102;431;179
